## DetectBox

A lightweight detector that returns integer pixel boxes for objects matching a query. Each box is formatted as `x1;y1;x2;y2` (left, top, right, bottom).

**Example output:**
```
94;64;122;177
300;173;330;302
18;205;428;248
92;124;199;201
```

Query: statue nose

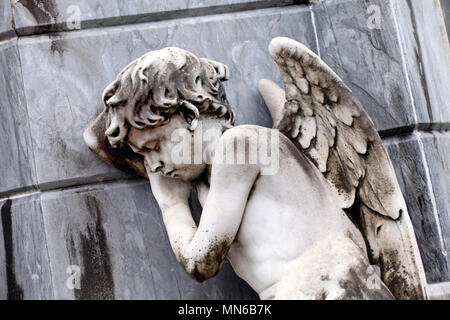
144;152;162;169
149;161;163;173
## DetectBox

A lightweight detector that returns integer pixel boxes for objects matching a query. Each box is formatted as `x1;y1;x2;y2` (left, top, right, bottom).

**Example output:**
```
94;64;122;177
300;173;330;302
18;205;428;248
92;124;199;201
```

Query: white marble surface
1;0;449;299
393;0;450;126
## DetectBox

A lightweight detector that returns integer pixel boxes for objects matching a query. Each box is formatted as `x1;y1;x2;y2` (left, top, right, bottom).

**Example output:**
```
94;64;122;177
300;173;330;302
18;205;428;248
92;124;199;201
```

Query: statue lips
162;168;176;177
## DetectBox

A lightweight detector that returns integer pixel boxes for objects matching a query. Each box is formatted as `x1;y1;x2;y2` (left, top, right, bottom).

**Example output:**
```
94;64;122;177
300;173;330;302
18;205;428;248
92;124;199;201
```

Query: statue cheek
158;142;173;162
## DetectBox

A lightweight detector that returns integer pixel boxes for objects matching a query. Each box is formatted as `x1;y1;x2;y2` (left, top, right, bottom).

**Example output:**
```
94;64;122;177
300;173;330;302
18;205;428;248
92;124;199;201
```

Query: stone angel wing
259;37;428;300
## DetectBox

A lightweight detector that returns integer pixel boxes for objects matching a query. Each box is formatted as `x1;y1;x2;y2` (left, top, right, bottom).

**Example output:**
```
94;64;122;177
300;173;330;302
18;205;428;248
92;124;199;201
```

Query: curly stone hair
102;47;235;147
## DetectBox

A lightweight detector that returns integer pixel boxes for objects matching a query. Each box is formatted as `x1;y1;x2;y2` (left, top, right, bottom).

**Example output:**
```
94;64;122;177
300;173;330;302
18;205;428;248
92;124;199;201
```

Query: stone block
0;0;14;40
40;179;258;299
0;195;54;299
384;134;449;283
420;131;450;269
0;39;37;197
393;0;450;126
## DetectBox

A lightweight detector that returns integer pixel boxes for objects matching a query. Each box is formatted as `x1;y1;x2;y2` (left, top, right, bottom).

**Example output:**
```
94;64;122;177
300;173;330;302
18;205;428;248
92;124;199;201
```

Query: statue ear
201;58;229;81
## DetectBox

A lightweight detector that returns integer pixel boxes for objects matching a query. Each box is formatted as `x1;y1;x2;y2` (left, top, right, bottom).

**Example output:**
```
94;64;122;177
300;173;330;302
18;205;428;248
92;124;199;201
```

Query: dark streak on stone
406;0;434;121
49;34;65;57
16;2;66;58
18;0;59;25
66;195;115;300
1;200;24;300
338;266;395;300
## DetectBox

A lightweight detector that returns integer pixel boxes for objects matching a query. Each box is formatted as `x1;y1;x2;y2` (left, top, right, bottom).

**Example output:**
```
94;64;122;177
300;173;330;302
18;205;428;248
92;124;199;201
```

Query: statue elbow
188;264;221;283
178;240;230;282
181;258;222;283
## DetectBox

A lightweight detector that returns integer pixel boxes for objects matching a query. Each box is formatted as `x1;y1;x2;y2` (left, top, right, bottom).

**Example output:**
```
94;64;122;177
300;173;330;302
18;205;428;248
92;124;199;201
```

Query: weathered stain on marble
0;195;54;299
66;195;114;300
1;200;23;300
40;180;258;299
17;0;59;25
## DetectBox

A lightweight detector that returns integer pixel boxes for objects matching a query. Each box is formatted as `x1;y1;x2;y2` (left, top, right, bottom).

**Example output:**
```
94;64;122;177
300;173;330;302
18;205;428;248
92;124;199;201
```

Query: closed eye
140;142;159;153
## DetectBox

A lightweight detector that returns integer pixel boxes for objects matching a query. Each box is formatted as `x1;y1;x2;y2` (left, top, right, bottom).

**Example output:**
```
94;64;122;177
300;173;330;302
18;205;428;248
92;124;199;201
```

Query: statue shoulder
220;124;277;141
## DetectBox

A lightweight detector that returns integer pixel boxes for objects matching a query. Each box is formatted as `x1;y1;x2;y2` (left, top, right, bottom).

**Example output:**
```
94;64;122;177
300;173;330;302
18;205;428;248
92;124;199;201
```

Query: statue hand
148;173;192;211
195;181;209;207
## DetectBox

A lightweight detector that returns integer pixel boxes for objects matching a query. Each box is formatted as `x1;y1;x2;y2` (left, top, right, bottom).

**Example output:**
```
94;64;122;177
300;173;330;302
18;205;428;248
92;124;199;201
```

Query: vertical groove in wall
390;0;447;255
309;3;321;57
1;200;23;300
15;36;39;196
38;196;55;299
389;0;419;124
416;131;447;255
9;0;17;35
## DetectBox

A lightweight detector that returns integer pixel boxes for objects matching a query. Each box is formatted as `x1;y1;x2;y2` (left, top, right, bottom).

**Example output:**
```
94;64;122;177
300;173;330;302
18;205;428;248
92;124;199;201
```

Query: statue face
126;114;207;181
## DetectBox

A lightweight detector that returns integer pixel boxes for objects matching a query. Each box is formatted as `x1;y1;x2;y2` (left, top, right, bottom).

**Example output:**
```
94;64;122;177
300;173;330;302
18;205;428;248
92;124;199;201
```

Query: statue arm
149;132;260;282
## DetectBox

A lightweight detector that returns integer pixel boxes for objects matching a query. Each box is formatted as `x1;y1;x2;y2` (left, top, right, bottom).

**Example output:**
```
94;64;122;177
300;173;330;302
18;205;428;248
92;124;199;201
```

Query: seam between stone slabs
15;34;40;199
0;35;17;46
10;0;309;38
0;176;146;202
1;123;448;201
390;0;447;256
37;195;56;299
390;0;420;125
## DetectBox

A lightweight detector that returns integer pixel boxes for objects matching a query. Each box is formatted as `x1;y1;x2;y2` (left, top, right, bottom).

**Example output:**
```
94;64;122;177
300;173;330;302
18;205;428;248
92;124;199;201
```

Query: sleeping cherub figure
84;37;428;300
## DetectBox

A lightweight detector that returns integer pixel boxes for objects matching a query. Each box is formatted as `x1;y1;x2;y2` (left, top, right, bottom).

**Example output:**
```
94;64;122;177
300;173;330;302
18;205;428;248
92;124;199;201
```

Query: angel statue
84;37;428;300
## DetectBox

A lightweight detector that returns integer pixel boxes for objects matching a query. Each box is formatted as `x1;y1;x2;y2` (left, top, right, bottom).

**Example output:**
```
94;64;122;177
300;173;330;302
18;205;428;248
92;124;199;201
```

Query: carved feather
267;37;427;299
270;37;406;218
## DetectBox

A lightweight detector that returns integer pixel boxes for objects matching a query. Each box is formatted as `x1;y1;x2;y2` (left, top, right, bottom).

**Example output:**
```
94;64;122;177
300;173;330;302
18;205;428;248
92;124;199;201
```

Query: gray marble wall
0;0;449;299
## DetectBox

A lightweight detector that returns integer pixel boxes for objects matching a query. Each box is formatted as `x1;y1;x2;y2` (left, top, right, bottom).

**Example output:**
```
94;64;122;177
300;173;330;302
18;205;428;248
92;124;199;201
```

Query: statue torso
225;132;370;299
